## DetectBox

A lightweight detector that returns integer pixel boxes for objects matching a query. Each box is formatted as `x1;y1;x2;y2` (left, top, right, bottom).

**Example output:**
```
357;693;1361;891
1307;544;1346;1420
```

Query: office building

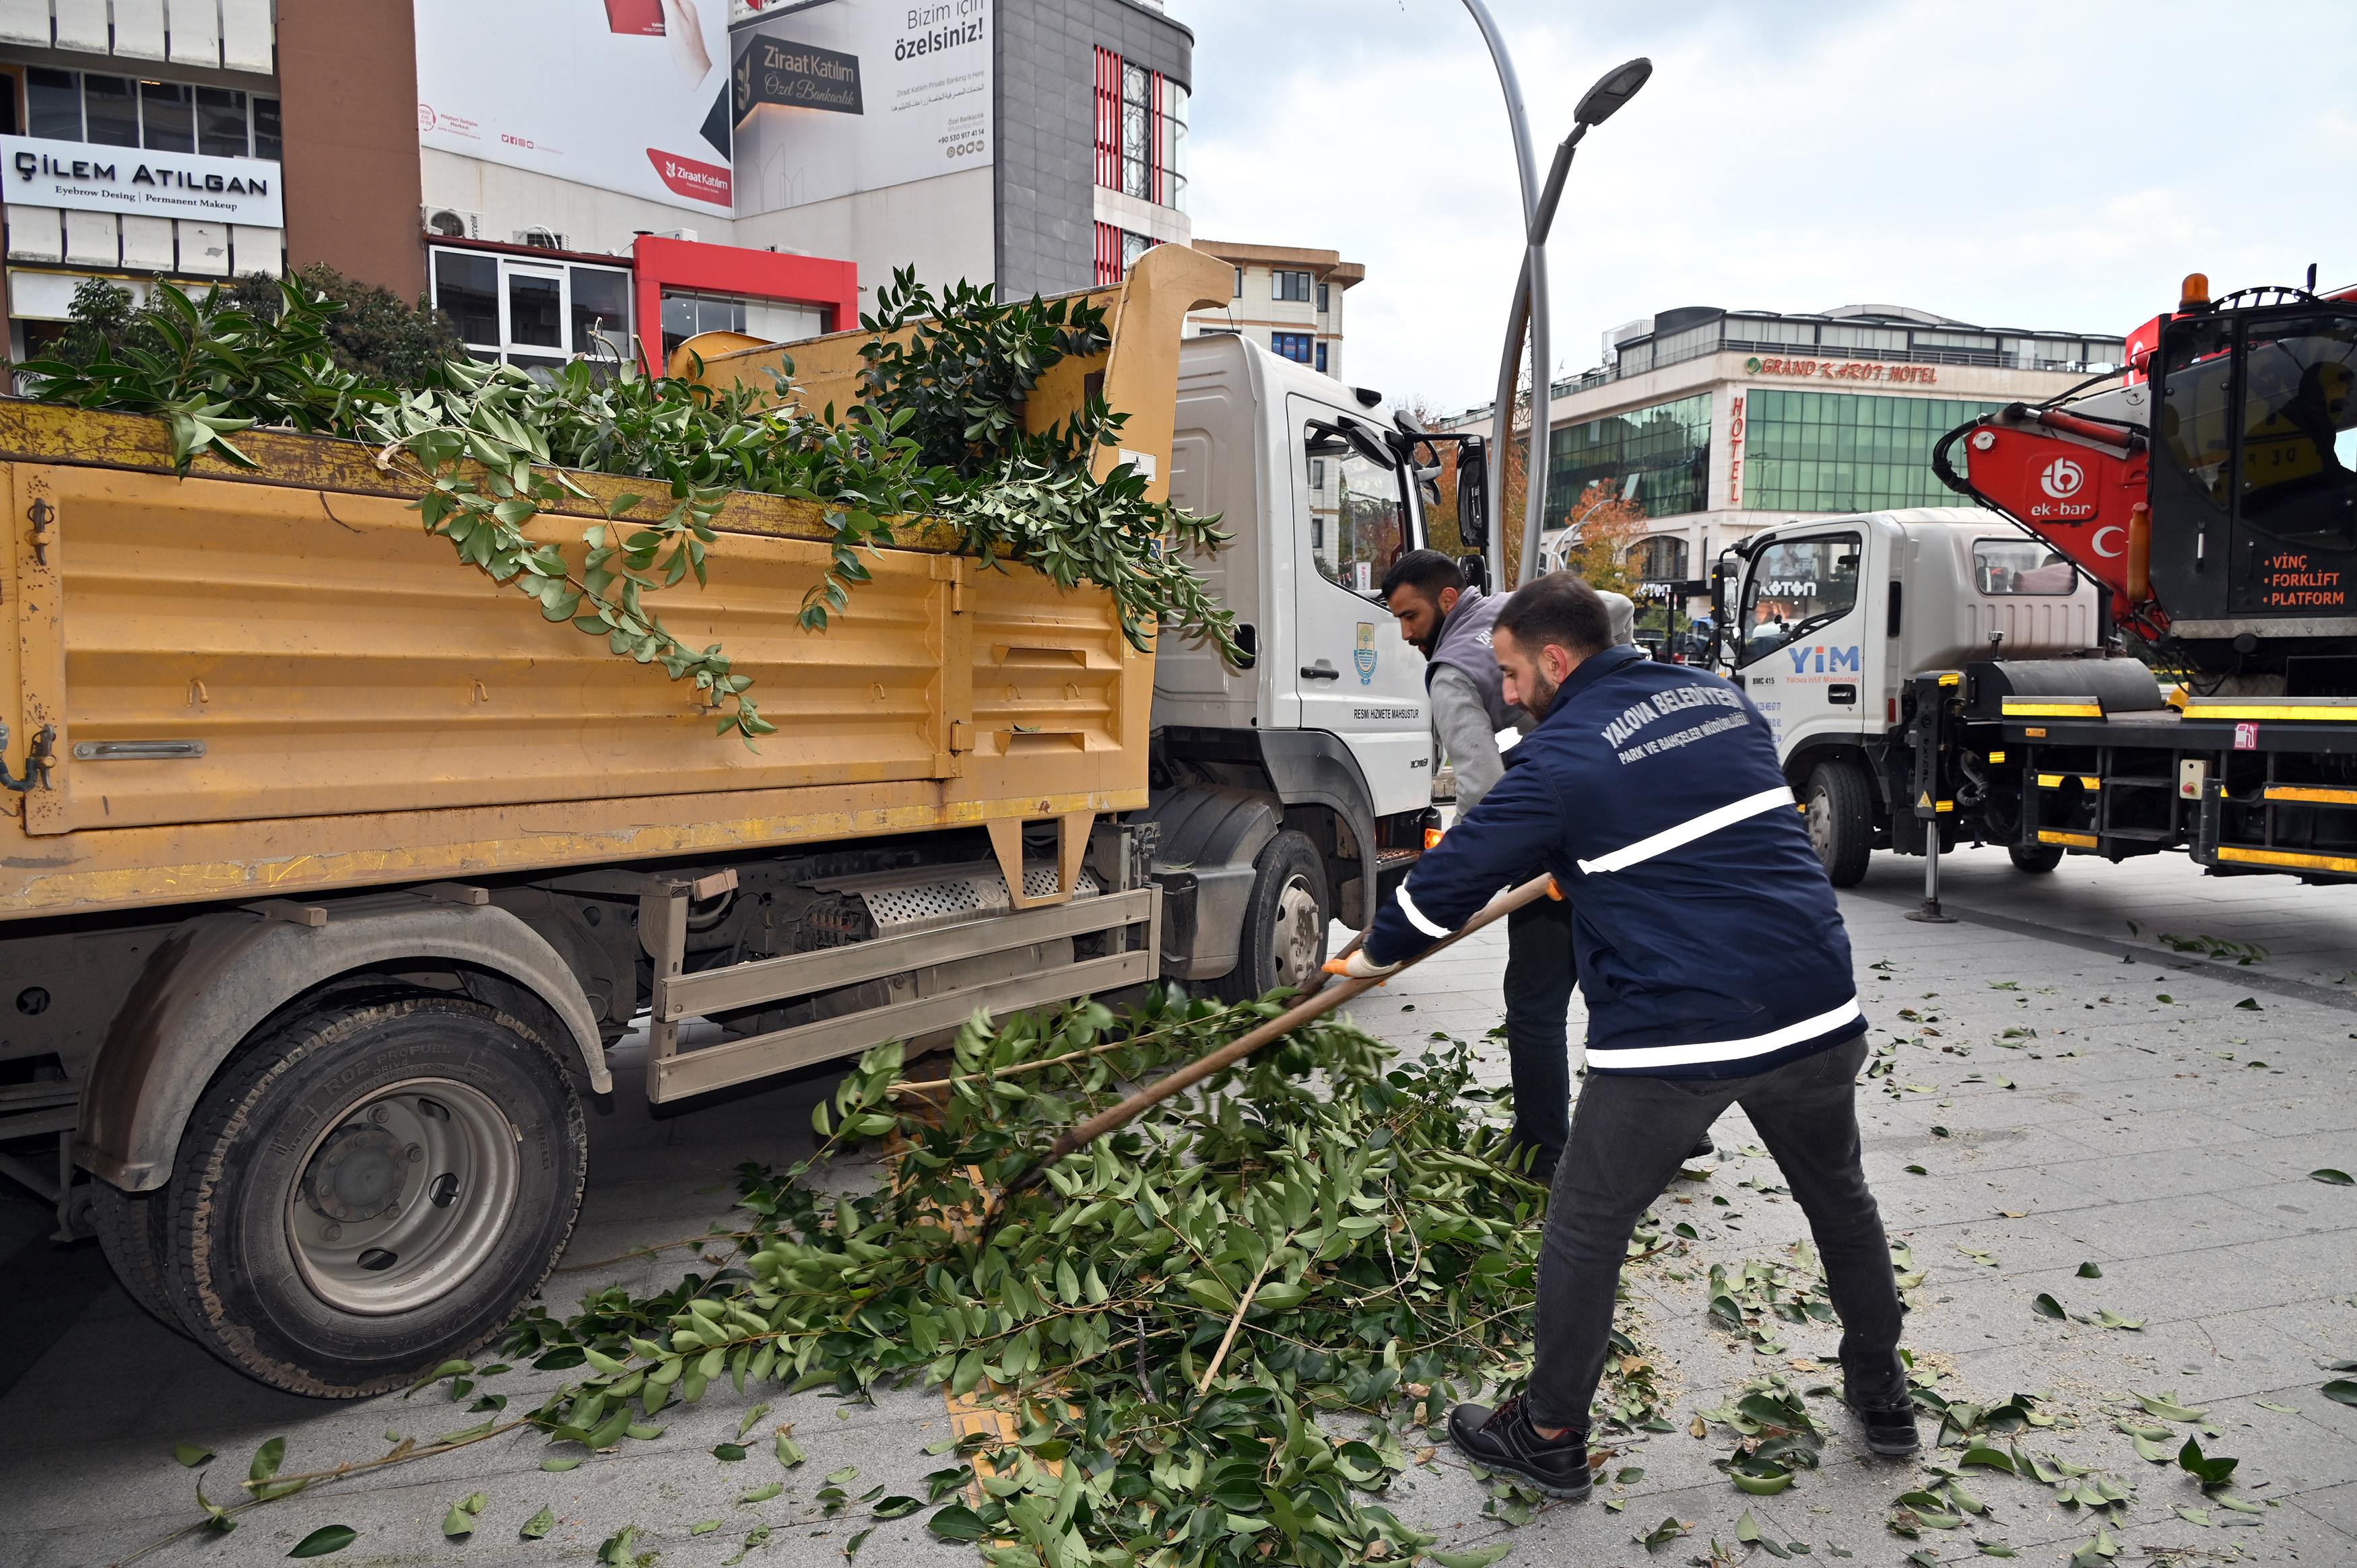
1;0;1191;369
1448;302;2127;594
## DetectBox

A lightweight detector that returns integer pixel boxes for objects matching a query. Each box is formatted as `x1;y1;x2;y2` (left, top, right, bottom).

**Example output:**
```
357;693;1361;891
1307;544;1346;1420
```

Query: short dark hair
1379;549;1463;603
1494;571;1612;657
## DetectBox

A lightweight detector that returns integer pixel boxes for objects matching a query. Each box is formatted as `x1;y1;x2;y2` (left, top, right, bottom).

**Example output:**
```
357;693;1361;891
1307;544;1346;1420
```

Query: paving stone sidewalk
3;858;2353;1567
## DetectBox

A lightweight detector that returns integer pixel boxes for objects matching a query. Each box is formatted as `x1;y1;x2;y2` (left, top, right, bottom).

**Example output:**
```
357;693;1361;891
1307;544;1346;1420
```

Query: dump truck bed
0;403;1152;920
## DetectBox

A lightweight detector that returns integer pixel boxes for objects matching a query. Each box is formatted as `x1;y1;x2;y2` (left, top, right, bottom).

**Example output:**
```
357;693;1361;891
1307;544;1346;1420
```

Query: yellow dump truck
0;244;1460;1393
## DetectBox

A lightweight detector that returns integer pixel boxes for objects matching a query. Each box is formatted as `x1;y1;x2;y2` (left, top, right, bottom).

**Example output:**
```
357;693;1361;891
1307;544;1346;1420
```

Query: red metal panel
629;235;861;378
1094;222;1121;288
1094;47;1119;190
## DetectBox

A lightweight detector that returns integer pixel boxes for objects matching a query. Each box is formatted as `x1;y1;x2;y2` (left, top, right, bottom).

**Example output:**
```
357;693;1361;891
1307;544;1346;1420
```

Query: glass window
139;80;193;152
1232;267;1243;299
1120;63;1149;201
660;289;750;359
1271;332;1313;364
1315;341;1328;374
506;271;564;349
83;75;137;147
1635;535;1689;580
2234;313;2357;547
1542;391;1713;524
252;96;281;161
1158;80;1187;211
1304;421;1407;596
1121;230;1154;274
433;250;500;349
1974;538;2076;594
570;267;631;357
1741;390;2011;512
28;68;81;140
1273;270;1311;303
1316;282;1329;313
1737;533;1861;667
195;87;247;157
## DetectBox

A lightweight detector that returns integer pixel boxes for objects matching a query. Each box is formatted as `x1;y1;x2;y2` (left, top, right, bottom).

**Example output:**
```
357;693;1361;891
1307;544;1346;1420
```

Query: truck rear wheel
157;995;585;1397
1213;829;1329;1002
2009;843;2065;873
1803;761;1873;888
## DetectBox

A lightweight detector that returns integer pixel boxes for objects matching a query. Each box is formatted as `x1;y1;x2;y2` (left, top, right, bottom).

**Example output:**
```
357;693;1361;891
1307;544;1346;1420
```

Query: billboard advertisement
416;0;736;215
727;0;991;217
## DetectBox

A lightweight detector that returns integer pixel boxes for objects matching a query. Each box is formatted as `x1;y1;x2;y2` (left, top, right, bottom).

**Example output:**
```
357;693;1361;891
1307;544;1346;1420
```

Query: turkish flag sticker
647;148;732;207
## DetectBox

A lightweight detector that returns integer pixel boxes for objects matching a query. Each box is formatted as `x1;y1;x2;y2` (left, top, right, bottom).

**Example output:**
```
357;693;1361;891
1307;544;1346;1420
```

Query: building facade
0;0;1189;368
1450;302;2129;599
1183;240;1361;380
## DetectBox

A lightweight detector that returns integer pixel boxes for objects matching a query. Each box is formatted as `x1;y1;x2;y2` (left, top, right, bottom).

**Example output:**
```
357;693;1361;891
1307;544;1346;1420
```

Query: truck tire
2009;843;2065;873
89;1180;188;1340
157;995;586;1397
1803;761;1873;888
1212;829;1329;1002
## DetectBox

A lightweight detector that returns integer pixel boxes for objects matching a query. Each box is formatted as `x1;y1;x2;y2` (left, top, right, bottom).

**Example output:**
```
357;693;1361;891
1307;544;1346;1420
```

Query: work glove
1322;949;1402;980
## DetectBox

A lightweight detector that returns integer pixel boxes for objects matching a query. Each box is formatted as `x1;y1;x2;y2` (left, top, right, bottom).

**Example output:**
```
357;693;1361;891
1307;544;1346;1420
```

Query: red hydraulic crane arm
1932;396;2162;638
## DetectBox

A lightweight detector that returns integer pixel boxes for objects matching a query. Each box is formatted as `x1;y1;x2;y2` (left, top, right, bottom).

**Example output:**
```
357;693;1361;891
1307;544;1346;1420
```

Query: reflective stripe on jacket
1368;644;1860;1079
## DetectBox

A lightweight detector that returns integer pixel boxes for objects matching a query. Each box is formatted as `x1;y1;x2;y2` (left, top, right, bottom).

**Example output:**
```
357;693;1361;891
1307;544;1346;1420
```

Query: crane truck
0;244;1463;1395
1713;272;2357;889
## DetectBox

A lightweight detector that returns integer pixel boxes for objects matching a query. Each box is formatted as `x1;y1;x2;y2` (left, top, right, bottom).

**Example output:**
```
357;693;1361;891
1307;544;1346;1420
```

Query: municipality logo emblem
1354;622;1377;685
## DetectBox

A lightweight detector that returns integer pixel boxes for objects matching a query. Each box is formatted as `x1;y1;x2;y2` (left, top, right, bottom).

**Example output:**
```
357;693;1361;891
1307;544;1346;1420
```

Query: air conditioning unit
421;206;484;239
512;228;570;251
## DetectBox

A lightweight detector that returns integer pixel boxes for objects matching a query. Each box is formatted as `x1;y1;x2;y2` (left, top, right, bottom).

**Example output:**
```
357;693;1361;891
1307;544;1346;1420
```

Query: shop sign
1745;355;1937;385
1;135;283;226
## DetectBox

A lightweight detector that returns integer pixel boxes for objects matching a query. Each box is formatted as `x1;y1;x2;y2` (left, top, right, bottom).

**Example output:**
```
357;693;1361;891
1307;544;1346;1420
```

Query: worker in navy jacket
1333;571;1913;1501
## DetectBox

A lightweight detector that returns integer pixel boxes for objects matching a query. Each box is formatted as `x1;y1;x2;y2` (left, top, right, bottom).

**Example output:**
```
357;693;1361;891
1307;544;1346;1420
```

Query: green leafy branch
367;364;774;743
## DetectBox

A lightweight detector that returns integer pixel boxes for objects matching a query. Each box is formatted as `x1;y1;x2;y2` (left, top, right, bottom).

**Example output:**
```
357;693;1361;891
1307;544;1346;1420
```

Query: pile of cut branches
486;991;1576;1568
15;270;1236;743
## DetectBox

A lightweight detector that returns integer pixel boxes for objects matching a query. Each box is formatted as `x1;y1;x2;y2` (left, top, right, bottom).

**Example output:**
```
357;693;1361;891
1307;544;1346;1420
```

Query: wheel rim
1806;785;1836;862
1268;875;1324;989
286;1077;521;1316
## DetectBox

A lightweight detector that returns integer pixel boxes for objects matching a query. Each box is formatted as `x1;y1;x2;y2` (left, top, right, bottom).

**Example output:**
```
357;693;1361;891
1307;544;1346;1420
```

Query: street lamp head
1574;57;1653;127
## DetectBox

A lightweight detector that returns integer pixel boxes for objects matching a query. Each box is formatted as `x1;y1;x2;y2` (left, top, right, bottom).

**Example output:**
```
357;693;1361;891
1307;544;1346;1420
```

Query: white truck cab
1146;334;1442;994
1717;508;2105;883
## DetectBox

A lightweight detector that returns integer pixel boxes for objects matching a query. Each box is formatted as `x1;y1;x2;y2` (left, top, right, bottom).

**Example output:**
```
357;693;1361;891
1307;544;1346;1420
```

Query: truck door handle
1300;662;1341;680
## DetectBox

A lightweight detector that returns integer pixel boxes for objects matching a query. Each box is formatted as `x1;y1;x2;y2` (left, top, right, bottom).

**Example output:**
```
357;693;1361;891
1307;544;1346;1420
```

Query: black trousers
1500;891;1576;1174
1522;1033;1904;1431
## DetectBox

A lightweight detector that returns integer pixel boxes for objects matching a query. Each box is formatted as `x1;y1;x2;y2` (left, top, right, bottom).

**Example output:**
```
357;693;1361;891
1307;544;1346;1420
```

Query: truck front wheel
2009;843;2065;873
1803;760;1873;888
156;995;586;1397
1213;829;1329;1002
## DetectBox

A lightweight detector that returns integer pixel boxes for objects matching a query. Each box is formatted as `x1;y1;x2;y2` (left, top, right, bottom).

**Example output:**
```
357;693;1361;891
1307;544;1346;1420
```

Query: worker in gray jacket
1380;551;1689;1182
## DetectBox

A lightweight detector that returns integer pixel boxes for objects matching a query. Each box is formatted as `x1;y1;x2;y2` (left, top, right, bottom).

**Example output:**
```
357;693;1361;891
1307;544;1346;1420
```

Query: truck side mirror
1458;554;1490;595
1455;437;1489;550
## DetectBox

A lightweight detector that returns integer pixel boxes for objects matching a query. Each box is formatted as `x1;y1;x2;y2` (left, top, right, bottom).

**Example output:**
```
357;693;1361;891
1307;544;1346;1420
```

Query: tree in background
1403;387;1531;586
1554;476;1647;596
228;265;461;383
32;267;463;384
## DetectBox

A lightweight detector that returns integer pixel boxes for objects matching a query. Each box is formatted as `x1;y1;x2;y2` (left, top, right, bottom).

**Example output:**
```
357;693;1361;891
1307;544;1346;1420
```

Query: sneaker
1688;1132;1715;1159
1845;1394;1920;1456
1445;1396;1593;1500
1839;1348;1918;1455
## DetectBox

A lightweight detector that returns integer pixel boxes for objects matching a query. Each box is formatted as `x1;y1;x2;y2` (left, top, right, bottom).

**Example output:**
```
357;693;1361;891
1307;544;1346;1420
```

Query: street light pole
1457;0;1542;595
1454;10;1653;588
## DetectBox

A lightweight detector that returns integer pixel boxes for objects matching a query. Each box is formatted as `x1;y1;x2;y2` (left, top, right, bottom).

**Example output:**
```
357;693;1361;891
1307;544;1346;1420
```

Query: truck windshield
1736;533;1860;666
2236;313;2357;550
1305;430;1408;596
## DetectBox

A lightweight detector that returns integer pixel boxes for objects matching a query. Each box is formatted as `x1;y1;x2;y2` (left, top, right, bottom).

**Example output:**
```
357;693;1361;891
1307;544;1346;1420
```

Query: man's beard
1519;672;1558;720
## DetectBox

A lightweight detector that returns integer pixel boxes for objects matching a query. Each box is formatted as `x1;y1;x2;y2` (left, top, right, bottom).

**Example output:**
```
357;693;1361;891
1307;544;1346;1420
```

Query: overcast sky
1178;0;2357;417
